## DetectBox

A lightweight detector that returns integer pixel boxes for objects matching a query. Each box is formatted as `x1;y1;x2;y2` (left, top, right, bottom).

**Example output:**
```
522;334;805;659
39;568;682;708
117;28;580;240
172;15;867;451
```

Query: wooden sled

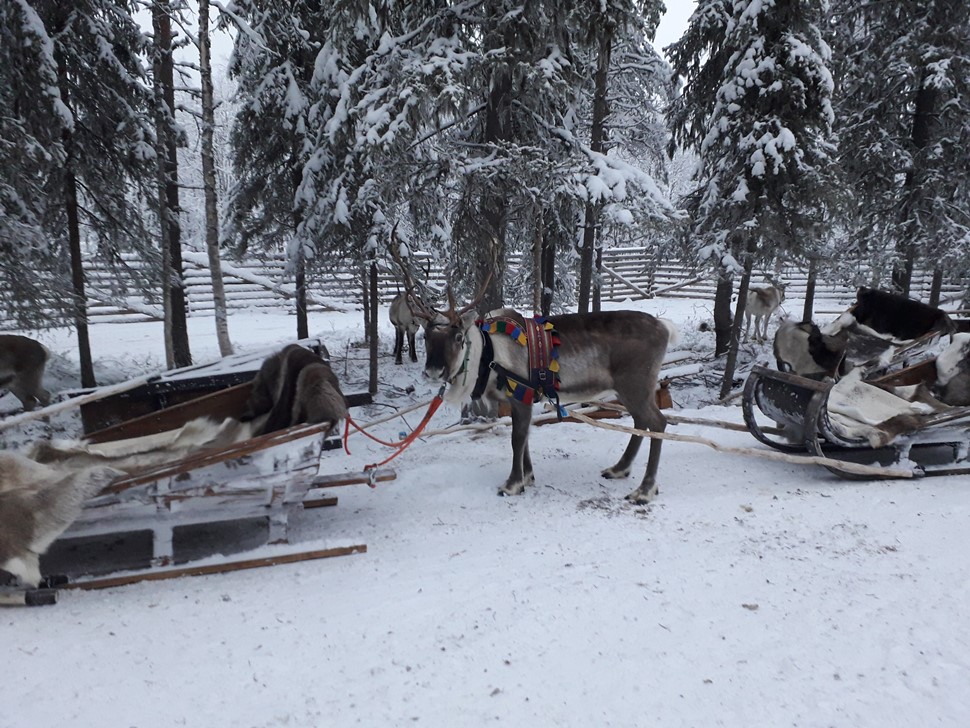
742;361;970;480
22;376;393;601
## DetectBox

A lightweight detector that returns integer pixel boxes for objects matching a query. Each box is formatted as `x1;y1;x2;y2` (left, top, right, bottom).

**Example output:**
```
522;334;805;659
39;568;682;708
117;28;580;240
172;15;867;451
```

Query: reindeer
242;344;346;436
389;293;421;365
408;285;676;504
744;283;786;343
0;334;51;412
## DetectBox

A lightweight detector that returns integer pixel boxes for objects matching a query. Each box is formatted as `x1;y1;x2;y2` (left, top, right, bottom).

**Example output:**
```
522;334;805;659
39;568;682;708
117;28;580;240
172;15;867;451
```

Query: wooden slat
60;545;367;591
85;381;254;443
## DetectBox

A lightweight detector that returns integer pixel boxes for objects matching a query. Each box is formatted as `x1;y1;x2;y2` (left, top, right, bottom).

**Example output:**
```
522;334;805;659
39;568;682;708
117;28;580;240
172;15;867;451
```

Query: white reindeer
744;283;786;343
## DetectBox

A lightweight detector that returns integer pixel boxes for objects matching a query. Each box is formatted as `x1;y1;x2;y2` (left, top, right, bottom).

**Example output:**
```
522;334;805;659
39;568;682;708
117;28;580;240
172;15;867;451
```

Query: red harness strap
342;387;446;479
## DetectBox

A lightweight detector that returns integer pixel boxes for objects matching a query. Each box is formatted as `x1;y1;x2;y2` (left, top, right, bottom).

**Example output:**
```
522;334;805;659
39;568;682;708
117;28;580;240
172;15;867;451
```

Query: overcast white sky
653;1;695;55
202;2;696;75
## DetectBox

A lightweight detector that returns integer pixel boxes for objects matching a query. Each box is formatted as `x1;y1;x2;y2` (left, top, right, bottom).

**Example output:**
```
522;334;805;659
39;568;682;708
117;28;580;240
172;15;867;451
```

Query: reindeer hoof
601;465;631;480
624;483;659;505
498;480;527;496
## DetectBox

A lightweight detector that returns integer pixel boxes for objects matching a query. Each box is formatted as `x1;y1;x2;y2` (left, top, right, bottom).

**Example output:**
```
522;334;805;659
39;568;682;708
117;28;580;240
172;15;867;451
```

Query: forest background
1;0;968;397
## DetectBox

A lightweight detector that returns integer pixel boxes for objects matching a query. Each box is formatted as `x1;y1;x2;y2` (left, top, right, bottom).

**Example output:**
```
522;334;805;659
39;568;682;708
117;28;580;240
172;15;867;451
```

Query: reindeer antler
442;271;494;326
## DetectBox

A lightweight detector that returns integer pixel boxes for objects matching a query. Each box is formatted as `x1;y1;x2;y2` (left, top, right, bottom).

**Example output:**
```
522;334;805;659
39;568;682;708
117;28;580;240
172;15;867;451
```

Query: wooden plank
59;544;368;591
302;495;339;509
101;422;330;494
311;468;397;488
85;381;254;443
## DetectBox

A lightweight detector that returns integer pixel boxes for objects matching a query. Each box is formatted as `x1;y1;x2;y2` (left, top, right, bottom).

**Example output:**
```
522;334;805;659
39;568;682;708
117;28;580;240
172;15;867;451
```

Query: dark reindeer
408;285;676;504
242;344;347;436
0;334;51;412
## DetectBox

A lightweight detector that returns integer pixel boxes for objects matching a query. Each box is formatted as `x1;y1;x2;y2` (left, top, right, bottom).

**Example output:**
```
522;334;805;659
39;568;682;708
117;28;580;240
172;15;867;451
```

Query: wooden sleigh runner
5;372;394;606
742;360;970;480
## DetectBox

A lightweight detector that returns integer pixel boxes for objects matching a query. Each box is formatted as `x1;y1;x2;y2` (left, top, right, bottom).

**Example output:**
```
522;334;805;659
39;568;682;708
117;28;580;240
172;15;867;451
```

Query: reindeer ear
460;310;479;330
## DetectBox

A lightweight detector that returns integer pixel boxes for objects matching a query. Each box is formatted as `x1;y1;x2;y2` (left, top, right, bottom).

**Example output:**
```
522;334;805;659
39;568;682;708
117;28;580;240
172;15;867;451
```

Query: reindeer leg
499;401;534;496
2;553;42;589
7;382;37;411
608;387;667;504
627;402;667;504
408;330;418;362
394;330;404;365
743;314;752;343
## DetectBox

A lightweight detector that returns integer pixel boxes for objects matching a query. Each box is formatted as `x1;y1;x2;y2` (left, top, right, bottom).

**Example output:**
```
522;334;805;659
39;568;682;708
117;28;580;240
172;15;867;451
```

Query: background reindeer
0;334;52;412
744;282;786;343
389;293;421;365
412;287;675;504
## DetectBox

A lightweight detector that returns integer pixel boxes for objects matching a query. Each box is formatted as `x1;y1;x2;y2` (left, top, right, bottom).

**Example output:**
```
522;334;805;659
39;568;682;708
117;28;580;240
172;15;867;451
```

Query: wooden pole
0;374;158;433
61;544;367;591
568;411;914;479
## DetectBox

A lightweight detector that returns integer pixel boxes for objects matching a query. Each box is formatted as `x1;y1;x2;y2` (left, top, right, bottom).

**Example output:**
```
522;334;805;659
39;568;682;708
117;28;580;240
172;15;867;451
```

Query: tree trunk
592;246;603;312
718;263;753;400
56;50;95;388
295;251;309;340
198;0;232;356
361;262;371;343
153;0;191;368
540;219;555;317
532;206;542;314
802;258;817;323
712;272;734;357
928;267;943;307
895;62;940;298
578;31;612;314
368;260;379;395
477;2;512;313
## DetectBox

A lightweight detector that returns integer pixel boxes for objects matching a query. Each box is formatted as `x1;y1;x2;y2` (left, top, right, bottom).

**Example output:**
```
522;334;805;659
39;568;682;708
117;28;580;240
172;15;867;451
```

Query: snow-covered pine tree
152;0;193;369
667;0;838;396
296;1;673;317
829;0;970;300
2;0;159;386
0;0;68;328
222;0;325;339
573;0;673;312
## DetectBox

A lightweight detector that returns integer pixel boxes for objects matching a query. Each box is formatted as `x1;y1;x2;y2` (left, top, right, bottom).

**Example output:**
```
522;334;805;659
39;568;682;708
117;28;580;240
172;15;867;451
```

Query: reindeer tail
659;318;680;348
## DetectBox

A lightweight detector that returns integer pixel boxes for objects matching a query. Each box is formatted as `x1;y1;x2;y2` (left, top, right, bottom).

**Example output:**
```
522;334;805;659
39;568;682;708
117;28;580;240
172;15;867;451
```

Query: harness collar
446;324;474;387
471;327;494;400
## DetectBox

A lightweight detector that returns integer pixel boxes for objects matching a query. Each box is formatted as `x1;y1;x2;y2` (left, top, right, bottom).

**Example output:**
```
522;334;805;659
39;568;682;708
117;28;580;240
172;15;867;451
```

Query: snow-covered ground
2;295;969;728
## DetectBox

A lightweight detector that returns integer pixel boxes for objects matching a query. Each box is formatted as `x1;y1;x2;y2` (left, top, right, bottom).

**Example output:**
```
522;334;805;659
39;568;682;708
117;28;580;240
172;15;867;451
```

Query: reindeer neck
444;320;484;404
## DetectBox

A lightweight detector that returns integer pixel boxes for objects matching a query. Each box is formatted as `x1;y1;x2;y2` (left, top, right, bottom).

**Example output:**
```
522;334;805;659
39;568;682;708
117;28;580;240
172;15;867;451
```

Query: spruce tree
829;0;970;297
667;0;838;396
1;0;160;385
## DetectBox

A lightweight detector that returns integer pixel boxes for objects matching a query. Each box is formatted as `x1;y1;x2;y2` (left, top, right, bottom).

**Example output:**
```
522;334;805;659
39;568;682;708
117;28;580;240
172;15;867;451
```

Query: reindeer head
423;282;493;385
421;279;493;396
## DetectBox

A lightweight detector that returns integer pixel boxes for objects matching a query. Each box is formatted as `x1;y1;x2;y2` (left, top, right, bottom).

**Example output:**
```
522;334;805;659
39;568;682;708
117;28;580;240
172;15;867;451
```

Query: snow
3;296;970;727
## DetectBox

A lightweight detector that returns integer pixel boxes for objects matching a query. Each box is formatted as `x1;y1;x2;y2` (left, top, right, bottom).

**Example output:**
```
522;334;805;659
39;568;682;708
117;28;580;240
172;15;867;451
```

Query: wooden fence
62;246;970;324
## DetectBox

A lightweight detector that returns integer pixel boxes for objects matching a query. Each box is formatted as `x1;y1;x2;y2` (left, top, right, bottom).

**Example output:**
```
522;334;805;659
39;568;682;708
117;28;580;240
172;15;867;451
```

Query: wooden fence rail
11;247;966;325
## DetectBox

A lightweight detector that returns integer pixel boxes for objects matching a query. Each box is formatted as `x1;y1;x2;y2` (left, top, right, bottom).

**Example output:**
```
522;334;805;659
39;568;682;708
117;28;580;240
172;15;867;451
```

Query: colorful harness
475;315;566;418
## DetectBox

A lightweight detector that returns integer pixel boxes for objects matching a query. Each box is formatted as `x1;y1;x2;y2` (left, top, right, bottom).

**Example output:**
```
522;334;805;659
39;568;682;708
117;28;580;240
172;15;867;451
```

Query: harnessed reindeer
403;273;676;504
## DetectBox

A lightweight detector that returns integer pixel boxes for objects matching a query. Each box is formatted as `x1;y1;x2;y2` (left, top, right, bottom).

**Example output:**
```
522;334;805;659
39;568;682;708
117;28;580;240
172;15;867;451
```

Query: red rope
342;389;447;478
